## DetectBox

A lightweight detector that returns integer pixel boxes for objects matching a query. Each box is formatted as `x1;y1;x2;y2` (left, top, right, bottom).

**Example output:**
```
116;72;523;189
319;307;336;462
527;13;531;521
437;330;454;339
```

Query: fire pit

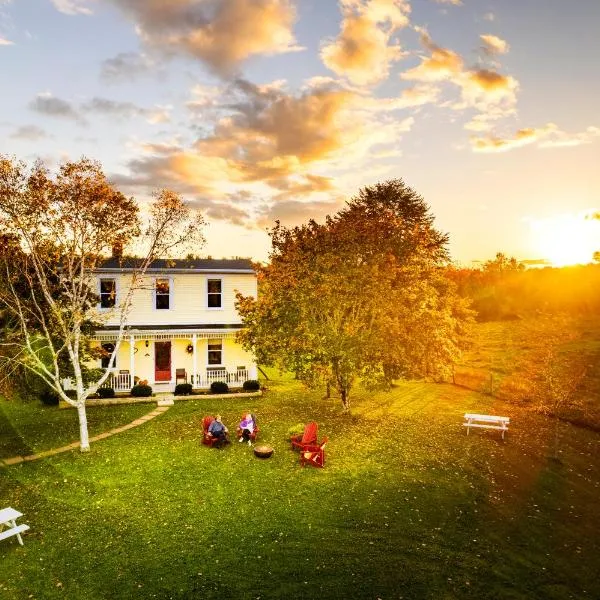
253;445;274;459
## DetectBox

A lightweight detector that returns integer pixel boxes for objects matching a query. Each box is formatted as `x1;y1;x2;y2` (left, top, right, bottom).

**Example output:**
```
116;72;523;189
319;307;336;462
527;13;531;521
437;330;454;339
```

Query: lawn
455;316;600;429
1;377;599;599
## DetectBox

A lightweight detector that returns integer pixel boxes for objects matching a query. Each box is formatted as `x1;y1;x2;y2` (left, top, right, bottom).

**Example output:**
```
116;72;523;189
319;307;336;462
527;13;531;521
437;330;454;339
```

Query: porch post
192;334;197;387
249;364;258;380
129;335;135;387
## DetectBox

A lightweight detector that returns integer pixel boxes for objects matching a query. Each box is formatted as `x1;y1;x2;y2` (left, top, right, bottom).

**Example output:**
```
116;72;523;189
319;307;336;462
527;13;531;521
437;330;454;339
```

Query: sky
1;0;599;266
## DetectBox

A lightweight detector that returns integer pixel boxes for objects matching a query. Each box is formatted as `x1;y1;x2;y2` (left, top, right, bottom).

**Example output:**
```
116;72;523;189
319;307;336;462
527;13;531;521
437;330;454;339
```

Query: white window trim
206;277;223;311
153;276;174;311
98;277;118;311
207;339;224;367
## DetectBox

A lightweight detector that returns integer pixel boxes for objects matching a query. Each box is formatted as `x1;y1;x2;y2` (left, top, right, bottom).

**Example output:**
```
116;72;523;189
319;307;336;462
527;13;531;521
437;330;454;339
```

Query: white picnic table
0;507;30;546
464;413;510;439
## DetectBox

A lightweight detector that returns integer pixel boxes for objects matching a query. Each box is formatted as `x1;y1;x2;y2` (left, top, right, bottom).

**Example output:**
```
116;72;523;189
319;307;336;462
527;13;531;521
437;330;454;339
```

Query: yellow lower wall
92;335;256;387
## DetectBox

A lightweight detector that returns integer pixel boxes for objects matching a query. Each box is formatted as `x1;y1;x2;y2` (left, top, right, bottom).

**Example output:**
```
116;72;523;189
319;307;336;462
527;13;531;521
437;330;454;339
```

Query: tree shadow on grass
0;404;34;459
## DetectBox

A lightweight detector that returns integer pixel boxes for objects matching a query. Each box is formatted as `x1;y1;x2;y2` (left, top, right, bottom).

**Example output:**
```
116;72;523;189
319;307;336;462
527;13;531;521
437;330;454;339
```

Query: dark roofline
95;257;255;274
96;324;243;331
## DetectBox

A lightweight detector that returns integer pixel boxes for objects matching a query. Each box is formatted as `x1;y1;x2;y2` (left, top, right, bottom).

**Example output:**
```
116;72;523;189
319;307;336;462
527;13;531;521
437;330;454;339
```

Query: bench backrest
464;413;509;423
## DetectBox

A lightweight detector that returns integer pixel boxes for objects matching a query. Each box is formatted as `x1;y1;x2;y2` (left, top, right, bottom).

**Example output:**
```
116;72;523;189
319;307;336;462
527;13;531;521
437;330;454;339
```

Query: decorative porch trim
91;330;239;342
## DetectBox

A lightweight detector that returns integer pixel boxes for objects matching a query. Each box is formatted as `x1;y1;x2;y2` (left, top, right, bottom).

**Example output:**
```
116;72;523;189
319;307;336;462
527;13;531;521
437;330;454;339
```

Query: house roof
95;257;255;274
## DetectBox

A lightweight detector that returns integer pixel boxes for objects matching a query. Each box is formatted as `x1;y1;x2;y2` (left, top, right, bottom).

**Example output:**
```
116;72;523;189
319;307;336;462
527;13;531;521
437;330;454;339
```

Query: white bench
464;413;510;439
0;507;30;546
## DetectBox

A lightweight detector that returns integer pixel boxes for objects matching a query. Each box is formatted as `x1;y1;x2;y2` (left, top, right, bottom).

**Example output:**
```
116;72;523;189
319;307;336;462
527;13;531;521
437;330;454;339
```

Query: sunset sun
531;213;600;266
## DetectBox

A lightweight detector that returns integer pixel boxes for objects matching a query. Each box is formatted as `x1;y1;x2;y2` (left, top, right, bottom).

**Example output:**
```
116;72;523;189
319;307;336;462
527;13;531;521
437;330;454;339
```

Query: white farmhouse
90;257;257;393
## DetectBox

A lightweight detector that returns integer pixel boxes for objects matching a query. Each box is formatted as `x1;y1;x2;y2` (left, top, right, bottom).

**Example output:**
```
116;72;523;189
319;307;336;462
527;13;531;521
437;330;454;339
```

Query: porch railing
101;371;132;392
192;369;249;388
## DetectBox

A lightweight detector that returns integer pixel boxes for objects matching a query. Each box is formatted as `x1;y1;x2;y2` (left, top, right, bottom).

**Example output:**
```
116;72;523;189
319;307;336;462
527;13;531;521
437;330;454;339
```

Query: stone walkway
0;405;171;467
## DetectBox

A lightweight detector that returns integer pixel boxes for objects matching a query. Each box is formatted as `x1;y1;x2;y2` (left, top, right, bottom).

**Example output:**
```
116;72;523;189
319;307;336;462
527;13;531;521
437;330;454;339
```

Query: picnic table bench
464;413;510;439
0;507;30;546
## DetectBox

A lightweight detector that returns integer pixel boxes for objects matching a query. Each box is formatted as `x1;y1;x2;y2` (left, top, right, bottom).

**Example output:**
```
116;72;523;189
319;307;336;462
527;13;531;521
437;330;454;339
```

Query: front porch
88;329;257;394
103;367;252;393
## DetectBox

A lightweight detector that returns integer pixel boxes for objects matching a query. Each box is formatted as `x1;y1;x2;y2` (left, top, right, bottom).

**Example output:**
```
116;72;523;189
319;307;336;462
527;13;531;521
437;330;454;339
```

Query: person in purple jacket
238;413;256;446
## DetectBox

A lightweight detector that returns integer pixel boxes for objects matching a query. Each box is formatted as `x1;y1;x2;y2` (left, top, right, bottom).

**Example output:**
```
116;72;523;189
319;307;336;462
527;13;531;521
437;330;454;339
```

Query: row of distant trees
448;253;600;321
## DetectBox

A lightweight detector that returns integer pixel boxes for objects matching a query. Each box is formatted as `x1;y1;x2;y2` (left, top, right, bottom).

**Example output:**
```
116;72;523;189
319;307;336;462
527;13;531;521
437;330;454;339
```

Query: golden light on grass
530;212;600;266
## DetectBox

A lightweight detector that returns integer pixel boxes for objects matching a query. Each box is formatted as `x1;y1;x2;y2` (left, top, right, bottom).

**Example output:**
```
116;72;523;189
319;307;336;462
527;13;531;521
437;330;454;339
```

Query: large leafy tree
237;180;472;409
0;156;204;450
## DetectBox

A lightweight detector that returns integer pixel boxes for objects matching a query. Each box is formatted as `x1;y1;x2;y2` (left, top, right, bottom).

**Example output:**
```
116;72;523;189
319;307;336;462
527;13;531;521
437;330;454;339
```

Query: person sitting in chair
207;415;229;447
238;413;256;446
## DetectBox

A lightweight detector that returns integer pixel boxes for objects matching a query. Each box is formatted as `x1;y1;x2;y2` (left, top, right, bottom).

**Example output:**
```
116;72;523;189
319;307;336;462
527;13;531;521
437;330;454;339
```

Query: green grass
0;398;151;459
1;378;599;599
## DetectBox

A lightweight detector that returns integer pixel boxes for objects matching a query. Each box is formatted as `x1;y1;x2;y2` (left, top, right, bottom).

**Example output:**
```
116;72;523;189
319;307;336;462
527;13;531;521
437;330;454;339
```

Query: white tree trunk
77;402;90;452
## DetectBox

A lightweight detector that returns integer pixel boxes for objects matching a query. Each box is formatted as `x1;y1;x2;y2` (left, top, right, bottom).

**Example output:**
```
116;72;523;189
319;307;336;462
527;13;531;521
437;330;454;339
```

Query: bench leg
9;519;24;545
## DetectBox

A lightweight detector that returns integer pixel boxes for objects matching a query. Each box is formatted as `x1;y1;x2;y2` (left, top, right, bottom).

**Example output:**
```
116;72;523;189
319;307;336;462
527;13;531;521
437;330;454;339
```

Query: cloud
401;29;518;126
359;85;439;111
401;28;463;83
81;97;171;124
100;52;159;83
186;84;225;118
108;0;301;75
29;93;171;125
0;36;13;45
187;196;252;227
458;68;518;110
50;0;93;15
434;0;462;5
114;78;414;226
9;125;50;140
256;198;342;228
538;125;600;148
29;93;83;122
269;174;336;201
480;34;509;56
320;0;410;86
471;123;600;153
397;84;440;107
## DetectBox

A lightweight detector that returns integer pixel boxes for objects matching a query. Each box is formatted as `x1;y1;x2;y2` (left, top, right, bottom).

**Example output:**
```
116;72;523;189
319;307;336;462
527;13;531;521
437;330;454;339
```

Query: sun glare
531;213;600;266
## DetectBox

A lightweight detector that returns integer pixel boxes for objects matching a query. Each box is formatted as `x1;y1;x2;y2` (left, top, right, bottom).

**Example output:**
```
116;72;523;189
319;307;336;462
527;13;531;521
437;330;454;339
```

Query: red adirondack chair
291;422;318;451
236;413;259;442
300;437;328;468
201;415;219;447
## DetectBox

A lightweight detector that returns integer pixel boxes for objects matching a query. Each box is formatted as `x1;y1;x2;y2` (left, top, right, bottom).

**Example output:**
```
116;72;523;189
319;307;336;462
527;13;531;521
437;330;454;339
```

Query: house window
155;278;171;310
99;278;116;308
101;343;115;369
208;341;222;365
207;279;222;308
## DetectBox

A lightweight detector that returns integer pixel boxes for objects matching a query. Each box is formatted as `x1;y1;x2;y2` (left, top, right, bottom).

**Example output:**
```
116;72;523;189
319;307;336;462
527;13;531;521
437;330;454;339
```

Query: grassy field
455;316;600;428
1;376;599;599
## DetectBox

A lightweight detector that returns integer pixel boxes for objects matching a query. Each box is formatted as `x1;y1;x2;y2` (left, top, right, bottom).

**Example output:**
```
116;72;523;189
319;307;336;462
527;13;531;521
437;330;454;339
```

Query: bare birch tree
0;156;204;451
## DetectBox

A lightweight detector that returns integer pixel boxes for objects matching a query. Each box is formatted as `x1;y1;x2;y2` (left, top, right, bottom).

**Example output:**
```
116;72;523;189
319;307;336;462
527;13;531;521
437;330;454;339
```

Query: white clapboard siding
94;273;256;327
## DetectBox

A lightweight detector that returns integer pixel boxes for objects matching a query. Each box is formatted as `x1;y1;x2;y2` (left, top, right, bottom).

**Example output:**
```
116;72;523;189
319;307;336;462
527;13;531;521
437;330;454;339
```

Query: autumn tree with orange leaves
237;180;472;409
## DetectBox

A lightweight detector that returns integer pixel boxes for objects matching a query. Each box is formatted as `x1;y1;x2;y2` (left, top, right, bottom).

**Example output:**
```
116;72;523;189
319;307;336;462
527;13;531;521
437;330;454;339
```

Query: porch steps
156;394;175;407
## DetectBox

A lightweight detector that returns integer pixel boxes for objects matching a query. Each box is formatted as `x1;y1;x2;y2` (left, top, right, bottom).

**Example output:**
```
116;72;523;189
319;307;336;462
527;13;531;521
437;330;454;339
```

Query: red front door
155;342;171;382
